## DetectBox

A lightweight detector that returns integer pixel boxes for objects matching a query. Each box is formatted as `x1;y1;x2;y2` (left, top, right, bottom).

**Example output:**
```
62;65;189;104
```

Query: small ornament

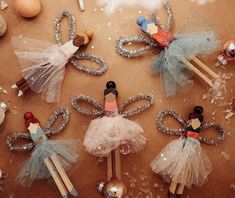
217;40;235;65
14;0;41;18
11;10;107;103
7;108;79;198
0;15;7;36
151;106;226;196
71;81;154;197
116;0;220;96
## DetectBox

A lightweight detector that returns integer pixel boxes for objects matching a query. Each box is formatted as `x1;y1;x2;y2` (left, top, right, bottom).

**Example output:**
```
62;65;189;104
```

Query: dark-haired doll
151;106;212;197
83;81;146;157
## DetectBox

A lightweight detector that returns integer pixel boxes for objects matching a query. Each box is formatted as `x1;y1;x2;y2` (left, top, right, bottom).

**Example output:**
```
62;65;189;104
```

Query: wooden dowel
50;153;78;197
114;148;121;180
181;58;213;87
192;56;219;79
18;83;30;97
44;157;68;198
12;78;27;89
78;0;85;11
176;164;190;195
169;180;177;194
107;154;113;181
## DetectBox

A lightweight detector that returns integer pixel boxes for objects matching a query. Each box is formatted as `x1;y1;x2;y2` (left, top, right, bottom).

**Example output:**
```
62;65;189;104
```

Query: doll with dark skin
151;106;212;198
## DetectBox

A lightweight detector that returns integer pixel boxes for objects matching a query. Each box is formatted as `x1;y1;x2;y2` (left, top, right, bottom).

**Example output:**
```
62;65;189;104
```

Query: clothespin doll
151;106;226;197
116;0;220;96
11;10;108;103
7;108;79;198
71;81;154;197
0;102;8;190
217;40;235;66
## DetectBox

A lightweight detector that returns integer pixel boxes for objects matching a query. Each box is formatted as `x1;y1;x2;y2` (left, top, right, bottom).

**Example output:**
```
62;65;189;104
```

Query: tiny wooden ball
0;15;7;36
14;0;41;18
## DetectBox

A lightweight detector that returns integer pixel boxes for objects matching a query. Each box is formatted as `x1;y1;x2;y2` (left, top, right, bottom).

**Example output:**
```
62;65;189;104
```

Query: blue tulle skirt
16;139;79;187
150;32;219;96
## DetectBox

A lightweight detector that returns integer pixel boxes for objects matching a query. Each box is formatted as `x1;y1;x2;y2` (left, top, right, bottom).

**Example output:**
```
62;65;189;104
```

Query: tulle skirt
16;139;79;187
151;137;212;188
150;32;219;96
83;115;146;157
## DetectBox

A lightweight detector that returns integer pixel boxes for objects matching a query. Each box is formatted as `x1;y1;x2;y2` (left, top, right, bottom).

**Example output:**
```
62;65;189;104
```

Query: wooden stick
18;83;30;97
176;164;190;195
78;0;85;11
114;148;121;180
44;157;68;198
192;56;219;79
181;58;213;87
12;78;27;89
50;153;78;197
169;180;178;194
107;154;113;181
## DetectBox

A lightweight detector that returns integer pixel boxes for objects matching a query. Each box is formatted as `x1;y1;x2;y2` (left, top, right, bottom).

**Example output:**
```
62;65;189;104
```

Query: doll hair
188;106;204;122
24;112;40;128
104;81;118;96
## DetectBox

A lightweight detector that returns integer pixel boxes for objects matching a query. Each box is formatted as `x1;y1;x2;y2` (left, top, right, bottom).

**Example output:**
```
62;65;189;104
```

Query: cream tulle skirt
151;137;212;188
83;115;146;157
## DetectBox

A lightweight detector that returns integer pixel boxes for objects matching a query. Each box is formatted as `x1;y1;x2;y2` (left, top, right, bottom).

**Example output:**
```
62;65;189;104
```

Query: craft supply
11;10;108;103
151;106;226;196
217;40;235;65
78;0;85;11
71;81;154;197
7;108;79;197
0;15;7;36
116;0;219;96
0;101;7;125
14;0;41;18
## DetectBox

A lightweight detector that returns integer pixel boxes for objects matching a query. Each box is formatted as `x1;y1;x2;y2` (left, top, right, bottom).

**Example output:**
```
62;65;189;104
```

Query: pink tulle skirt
83;115;146;157
151;137;212;188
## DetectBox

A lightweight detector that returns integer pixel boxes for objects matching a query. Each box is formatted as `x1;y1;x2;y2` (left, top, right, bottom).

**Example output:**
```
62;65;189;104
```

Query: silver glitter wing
71;94;104;116
116;35;158;58
119;93;154;117
157;109;226;145
6;108;70;151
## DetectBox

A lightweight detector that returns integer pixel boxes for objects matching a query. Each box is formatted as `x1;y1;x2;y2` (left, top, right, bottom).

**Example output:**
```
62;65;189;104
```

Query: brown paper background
0;0;234;197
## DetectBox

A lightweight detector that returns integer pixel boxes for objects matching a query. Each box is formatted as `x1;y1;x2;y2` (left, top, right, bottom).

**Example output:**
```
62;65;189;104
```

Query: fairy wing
71;94;104;117
118;93;154;117
116;35;158;58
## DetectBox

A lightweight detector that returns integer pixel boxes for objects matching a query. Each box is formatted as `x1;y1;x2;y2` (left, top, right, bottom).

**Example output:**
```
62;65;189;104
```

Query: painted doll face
28;122;40;134
105;92;117;103
190;118;201;130
146;23;159;35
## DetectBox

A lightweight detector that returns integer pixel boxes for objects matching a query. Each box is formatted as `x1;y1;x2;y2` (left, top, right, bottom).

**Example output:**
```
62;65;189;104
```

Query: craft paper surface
0;0;234;197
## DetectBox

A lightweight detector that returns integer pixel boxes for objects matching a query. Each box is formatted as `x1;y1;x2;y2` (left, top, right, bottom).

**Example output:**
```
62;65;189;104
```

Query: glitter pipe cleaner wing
152;106;226;196
71;81;154;198
116;0;220;96
6;108;79;198
11;10;108;103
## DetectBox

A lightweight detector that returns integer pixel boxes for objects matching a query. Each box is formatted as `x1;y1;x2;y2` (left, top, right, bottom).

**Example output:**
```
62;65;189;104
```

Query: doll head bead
188;106;204;122
24;112;40;127
137;16;146;26
104;81;118;96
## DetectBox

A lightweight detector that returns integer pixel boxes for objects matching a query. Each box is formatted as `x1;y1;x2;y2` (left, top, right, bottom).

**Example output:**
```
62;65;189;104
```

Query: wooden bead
14;0;41;18
0;15;7;36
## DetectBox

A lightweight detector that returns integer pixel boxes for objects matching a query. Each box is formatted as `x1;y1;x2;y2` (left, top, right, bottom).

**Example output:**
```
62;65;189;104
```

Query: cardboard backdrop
0;0;234;197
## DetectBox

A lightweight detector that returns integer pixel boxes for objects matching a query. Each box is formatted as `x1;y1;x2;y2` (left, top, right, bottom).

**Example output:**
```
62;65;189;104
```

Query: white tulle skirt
83;115;146;157
151;137;212;188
